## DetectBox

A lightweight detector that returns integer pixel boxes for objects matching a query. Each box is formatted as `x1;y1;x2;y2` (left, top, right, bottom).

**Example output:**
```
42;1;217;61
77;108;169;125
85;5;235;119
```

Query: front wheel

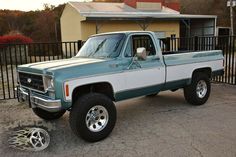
69;93;117;142
184;72;211;105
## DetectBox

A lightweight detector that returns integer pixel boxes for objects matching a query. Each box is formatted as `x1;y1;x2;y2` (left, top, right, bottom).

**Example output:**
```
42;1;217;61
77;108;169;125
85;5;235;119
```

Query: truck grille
19;72;44;92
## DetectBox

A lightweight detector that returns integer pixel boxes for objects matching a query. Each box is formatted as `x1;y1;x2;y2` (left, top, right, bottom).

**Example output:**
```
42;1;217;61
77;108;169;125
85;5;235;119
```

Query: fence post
77;40;82;51
166;37;171;51
233;36;236;85
194;36;198;51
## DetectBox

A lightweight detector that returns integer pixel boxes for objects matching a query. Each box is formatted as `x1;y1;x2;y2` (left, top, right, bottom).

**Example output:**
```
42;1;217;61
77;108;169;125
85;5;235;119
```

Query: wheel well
192;68;212;78
72;82;115;105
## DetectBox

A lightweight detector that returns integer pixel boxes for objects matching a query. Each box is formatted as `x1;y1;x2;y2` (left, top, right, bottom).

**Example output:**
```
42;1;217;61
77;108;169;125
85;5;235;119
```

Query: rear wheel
69;93;116;142
184;72;211;105
33;108;66;120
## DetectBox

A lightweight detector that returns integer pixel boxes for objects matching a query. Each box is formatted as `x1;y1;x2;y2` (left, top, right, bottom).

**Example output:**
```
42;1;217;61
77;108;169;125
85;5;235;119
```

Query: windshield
76;34;125;58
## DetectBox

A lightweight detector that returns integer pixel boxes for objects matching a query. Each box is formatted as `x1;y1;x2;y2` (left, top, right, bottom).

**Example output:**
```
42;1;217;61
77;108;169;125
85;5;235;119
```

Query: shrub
0;35;33;44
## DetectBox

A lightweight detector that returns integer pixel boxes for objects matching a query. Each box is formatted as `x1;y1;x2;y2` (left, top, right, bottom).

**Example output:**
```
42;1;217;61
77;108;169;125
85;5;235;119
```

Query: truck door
119;34;165;99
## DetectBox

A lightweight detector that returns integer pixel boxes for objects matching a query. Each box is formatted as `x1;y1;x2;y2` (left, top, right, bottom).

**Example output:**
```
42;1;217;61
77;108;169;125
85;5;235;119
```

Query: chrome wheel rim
29;128;50;151
85;105;109;132
196;80;207;98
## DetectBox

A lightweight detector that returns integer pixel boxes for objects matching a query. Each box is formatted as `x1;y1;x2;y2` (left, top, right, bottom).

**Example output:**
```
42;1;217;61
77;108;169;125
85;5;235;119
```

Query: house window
154;31;166;39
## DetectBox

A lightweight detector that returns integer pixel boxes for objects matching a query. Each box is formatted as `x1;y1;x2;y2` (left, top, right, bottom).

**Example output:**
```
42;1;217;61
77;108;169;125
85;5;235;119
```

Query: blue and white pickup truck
17;31;224;142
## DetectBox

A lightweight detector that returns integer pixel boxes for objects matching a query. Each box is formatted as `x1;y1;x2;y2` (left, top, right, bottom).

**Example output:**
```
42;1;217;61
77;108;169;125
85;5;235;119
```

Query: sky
0;0;90;11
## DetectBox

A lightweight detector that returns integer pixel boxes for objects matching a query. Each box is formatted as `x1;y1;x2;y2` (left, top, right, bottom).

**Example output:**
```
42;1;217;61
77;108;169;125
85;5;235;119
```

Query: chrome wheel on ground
29;128;50;151
8;127;50;151
86;105;109;132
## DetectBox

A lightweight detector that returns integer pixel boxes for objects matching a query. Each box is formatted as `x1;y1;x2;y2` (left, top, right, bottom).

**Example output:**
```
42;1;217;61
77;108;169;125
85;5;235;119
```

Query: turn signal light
65;84;69;97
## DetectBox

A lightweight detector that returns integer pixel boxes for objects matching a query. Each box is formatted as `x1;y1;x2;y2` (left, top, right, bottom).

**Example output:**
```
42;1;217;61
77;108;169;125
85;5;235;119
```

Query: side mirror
136;47;147;60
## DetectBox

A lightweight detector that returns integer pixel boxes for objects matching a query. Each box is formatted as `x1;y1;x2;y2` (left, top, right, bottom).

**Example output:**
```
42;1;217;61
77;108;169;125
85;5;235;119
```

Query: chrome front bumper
17;87;62;112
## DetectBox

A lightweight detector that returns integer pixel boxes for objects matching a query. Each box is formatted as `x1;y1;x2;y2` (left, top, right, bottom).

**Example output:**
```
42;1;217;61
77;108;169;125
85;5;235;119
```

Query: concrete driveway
0;84;236;157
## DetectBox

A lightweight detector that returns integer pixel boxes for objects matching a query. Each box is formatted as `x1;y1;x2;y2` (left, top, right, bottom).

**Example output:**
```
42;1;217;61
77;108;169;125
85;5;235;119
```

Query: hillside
0;4;65;42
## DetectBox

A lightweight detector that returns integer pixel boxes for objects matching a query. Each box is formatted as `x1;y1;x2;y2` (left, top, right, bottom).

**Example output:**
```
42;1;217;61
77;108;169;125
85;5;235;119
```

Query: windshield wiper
88;39;107;57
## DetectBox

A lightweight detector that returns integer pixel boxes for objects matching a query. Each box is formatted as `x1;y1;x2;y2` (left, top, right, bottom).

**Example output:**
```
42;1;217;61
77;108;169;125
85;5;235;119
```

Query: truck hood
17;57;109;76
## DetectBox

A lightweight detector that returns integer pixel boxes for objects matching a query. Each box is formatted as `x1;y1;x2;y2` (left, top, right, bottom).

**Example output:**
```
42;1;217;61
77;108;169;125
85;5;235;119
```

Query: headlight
44;76;54;90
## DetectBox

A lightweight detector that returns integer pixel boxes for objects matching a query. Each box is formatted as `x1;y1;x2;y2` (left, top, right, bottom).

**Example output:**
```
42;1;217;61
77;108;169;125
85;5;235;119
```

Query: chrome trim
17;87;62;112
17;70;54;94
85;105;109;132
19;85;47;94
196;80;207;99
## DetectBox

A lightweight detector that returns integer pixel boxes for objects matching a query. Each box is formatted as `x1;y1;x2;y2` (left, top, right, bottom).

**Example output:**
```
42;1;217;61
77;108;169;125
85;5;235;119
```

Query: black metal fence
0;36;235;100
0;41;83;100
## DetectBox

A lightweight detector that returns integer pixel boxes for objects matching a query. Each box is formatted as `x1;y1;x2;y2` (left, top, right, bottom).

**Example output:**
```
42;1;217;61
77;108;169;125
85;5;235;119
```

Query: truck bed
163;50;223;65
162;50;224;90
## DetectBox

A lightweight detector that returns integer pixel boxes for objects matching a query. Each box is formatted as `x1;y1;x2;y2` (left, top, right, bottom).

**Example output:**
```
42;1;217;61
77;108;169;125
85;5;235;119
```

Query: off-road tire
184;72;211;105
33;108;66;120
69;93;117;142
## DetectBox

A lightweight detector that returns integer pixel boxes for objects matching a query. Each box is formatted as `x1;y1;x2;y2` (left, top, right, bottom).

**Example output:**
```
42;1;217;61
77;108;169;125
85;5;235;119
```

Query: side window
132;35;156;56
